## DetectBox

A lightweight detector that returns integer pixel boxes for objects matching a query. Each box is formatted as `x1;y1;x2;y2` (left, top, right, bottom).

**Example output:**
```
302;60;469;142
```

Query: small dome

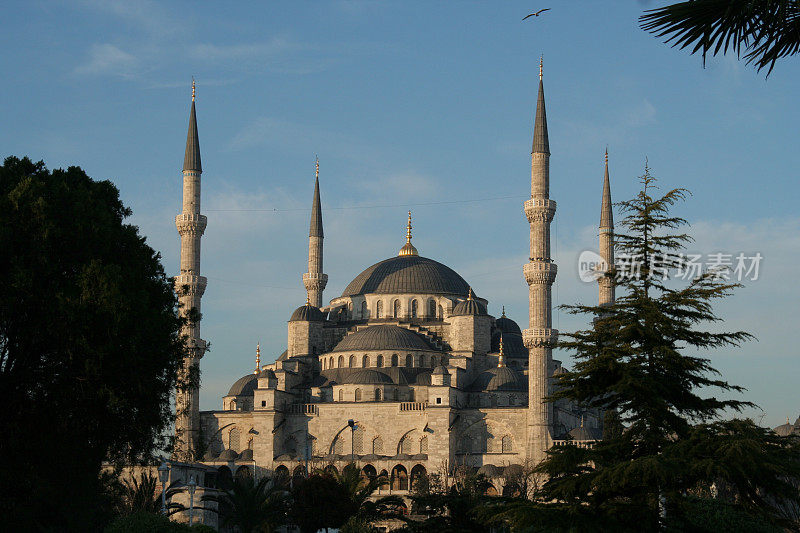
238;449;254;461
504;464;523;477
258;368;277;380
469;366;525;392
568;425;598;441
495;313;522;336
290;303;325;322
342;369;393;385
227;373;258;396
202;450;216;462
431;365;448;375
331;325;432;352
217;449;238;461
477;464;502;477
452;290;486;316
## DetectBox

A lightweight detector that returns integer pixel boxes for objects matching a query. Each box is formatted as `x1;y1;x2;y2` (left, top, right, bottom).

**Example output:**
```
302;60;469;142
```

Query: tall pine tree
486;164;800;531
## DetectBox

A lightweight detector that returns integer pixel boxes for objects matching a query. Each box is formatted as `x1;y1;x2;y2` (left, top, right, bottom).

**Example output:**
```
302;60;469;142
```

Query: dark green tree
0;156;186;530
483;164;800;531
640;0;800;75
117;471;186;516
201;473;290;533
403;468;493;532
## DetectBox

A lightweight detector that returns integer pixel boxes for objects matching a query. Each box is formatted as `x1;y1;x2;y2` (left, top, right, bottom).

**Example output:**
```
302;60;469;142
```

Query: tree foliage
0;156;185;529
483;165;800;531
640;0;800;75
201;473;290;533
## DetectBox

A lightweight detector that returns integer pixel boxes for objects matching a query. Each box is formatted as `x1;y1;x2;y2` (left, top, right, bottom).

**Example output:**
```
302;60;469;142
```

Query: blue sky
2;1;798;426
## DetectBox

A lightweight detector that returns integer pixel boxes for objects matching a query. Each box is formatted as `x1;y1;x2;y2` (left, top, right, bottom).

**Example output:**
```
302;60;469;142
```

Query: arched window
400;435;413;455
362;354;369;367
391;354;398;367
376;300;383;318
338;389;343;402
431;356;438;368
217;466;233;490
322;358;327;370
419;436;428;453
428;299;436;317
355;388;362;401
333;436;344;455
378;469;390;489
275;465;290;482
375;389;382;401
391;465;408;491
329;357;334;369
337;355;344;368
392;388;399;401
349;355;355;368
353;425;365;454
438;305;443;318
361;300;368;319
393;299;400;318
411;299;418;318
372;436;384;454
405;354;413;367
229;427;240;450
502;435;513;453
377;355;384;368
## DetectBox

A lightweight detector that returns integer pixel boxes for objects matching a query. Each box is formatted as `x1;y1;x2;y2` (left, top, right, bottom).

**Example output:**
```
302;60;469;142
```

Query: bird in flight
523;8;550;20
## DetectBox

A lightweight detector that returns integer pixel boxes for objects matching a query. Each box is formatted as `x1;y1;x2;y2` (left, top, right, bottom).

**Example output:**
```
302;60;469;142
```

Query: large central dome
341;255;471;297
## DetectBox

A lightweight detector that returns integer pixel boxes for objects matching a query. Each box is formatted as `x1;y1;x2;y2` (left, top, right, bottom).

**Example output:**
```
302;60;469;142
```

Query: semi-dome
331;325;432;352
290;302;325;322
342;369;394;385
228;373;258;396
469;366;526;392
258;368;277;379
341;255;471;297
217;449;238;461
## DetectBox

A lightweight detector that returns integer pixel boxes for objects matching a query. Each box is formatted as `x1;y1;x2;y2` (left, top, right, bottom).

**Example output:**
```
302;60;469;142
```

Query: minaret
174;80;208;460
599;149;615;307
303;158;327;308
522;57;557;465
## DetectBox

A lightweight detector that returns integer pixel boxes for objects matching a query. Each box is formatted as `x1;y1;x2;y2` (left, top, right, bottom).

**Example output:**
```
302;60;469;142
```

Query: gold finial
192;77;196;102
580;415;584;428
254;342;261;374
501;305;506;317
467;287;474;301
498;334;505;368
539;55;543;81
306;294;311;306
315;155;319;180
605;147;608;165
398;210;418;256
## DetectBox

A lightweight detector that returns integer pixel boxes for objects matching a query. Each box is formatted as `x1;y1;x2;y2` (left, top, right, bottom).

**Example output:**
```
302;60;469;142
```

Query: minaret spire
254;342;261;374
498;334;506;368
303;157;327;308
599;149;615;307
523;57;557;465
174;80;208;461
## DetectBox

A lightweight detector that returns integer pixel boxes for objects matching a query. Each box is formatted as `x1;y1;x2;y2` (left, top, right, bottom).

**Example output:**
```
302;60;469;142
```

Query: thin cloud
73;43;140;78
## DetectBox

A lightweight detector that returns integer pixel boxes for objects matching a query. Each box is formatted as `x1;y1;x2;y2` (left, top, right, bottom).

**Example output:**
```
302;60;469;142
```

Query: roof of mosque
341;255;471;297
331;325;433;352
469;365;526;392
227;373;258;396
290;303;325;322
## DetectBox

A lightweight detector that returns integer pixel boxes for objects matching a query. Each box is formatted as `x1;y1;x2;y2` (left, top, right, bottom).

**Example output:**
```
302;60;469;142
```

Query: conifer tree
485;164;800;531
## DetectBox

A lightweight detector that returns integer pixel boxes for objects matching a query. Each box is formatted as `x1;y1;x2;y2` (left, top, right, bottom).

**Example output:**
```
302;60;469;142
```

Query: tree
117;471;186;516
484;164;800;531
404;467;493;532
201;472;290;533
640;0;800;75
290;464;402;533
0;156;186;530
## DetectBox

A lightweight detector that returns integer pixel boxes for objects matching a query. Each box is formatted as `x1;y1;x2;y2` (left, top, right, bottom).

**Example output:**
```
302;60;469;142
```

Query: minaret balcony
523;328;559;348
524;199;556;223
303;272;328;290
174;274;208;296
175;213;207;235
524;262;557;285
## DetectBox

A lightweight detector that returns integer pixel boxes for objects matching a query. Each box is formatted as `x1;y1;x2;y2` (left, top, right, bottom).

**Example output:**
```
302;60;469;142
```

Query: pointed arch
355;388;362;401
391;354;398;367
349;355;355;368
376;300;383;318
362;354;369;367
361;300;368;319
405;354;413;367
372;436;384;454
337;355;344;368
419;435;428;454
411;299;418;318
393;299;400;318
391;464;408;490
377;355;384;368
428;299;436;318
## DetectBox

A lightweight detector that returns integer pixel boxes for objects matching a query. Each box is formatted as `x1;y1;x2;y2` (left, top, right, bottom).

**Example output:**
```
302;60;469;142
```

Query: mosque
171;63;611;495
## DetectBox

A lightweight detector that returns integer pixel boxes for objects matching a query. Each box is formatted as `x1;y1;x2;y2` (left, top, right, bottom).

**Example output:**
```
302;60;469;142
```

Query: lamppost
187;475;197;526
157;461;170;515
347;419;356;466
